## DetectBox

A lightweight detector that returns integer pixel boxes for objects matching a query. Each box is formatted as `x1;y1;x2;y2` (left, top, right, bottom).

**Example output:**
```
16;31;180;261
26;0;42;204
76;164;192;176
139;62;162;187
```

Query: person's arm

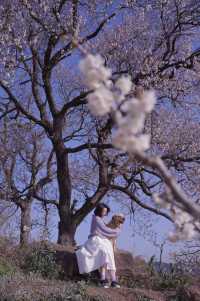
95;216;121;238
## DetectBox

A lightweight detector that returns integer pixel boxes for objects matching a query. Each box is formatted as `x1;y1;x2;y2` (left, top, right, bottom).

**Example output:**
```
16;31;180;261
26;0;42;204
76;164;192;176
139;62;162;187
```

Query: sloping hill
0;239;200;301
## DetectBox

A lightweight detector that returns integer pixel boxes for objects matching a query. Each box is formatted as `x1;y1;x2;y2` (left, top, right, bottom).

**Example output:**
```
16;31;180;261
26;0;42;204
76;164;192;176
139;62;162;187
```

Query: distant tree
0;119;55;245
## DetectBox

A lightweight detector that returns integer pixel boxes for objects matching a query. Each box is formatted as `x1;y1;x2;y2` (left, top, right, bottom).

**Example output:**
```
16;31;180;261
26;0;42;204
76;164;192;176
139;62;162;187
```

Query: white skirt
75;235;116;274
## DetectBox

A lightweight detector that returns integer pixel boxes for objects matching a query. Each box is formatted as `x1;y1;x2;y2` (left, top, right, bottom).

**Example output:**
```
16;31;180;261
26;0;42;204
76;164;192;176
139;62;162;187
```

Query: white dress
75;215;119;274
75;235;116;274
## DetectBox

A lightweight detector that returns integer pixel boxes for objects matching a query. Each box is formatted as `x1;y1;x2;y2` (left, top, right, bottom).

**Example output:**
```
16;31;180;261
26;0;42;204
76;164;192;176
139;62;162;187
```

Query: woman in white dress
75;203;121;288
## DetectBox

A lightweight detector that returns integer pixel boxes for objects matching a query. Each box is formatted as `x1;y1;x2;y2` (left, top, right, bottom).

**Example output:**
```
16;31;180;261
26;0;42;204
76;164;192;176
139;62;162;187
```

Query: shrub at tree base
21;244;62;279
0;258;16;277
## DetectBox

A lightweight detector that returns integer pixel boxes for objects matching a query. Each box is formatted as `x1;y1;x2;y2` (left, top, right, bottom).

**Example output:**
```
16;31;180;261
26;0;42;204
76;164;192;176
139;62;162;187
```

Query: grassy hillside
0;237;199;301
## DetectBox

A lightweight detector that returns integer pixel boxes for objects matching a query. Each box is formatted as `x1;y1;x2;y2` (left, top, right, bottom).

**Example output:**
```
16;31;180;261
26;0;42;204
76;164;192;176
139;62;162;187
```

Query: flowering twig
78;51;200;242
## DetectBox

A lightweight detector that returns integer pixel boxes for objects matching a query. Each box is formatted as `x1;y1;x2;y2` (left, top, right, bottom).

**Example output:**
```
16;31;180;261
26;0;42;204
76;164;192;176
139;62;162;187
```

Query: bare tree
0;119;55;245
0;1;200;245
173;240;200;275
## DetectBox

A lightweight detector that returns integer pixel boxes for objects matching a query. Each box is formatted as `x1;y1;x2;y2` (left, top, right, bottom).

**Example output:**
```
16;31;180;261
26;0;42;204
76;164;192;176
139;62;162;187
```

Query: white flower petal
113;129;150;153
79;54;112;90
138;90;156;113
116;75;132;95
87;86;114;116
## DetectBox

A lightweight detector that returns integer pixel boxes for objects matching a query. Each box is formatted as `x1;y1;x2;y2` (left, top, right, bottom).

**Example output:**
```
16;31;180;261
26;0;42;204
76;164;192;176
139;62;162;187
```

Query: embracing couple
76;203;125;288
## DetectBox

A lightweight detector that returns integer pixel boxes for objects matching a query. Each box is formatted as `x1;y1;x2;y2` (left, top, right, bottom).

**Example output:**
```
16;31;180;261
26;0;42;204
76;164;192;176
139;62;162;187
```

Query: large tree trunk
53;125;74;245
57;219;77;246
53;118;109;246
20;201;32;246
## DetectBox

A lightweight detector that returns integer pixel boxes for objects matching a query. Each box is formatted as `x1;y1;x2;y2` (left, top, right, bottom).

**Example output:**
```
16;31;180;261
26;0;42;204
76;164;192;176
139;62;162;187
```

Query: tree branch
111;184;173;222
0;81;44;125
34;194;59;208
134;153;200;219
58;91;89;116
65;142;113;154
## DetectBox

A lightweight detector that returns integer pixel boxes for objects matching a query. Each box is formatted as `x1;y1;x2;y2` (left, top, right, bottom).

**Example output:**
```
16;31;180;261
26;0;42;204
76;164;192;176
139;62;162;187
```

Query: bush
0;258;16;277
118;275;142;289
21;245;62;279
167;286;198;301
152;268;187;290
147;257;191;291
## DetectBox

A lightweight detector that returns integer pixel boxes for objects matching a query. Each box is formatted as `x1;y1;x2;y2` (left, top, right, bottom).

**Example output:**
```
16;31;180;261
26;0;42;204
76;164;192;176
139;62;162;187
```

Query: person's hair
94;203;111;217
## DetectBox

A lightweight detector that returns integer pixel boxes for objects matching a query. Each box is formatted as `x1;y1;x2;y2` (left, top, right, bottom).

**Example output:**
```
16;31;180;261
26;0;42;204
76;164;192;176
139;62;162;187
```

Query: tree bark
53;117;74;245
52;116;111;246
20;201;32;246
57;219;77;246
